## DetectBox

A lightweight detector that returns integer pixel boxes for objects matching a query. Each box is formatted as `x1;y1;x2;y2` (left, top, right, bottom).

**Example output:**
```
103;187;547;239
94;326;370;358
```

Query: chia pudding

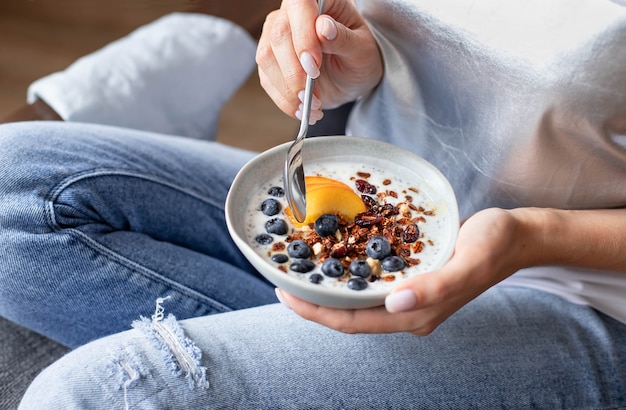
245;161;447;293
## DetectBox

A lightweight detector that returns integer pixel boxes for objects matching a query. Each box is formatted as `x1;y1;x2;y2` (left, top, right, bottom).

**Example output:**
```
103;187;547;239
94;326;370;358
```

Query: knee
18;332;138;409
0;122;60;192
19;317;210;409
0;121;36;168
0;122;60;223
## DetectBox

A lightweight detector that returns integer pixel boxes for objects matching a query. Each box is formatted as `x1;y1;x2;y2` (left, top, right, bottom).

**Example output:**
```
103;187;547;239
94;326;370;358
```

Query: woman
6;0;626;408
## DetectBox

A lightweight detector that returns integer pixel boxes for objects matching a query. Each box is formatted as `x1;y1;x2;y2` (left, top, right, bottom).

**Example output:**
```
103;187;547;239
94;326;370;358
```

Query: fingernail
297;106;320;125
310;110;323;125
321;16;337;41
299;52;320;78
385;289;417;313
275;288;291;309
297;91;322;109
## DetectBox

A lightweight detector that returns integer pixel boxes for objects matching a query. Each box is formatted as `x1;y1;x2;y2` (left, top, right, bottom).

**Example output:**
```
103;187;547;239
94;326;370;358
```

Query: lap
0;121;276;347
19;287;626;409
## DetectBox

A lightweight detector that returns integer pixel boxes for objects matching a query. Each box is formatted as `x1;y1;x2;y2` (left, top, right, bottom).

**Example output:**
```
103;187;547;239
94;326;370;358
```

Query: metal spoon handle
283;0;326;223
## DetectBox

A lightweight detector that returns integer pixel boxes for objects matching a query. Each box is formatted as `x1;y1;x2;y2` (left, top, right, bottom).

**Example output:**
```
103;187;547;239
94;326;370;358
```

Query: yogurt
244;160;448;293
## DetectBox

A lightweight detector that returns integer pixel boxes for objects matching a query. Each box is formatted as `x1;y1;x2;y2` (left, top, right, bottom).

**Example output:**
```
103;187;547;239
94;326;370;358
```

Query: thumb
315;15;358;56
384;261;468;314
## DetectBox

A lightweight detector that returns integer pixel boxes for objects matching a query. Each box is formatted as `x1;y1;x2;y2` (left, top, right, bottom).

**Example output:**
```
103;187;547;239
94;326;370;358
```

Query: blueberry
254;234;273;245
265;218;288;235
287;240;311;259
268;186;284;197
290;259;315;273
349;260;371;278
321;258;344;278
309;273;324;284
347;277;368;291
261;198;281;216
271;253;288;264
365;236;391;259
382;256;405;272
314;214;339;237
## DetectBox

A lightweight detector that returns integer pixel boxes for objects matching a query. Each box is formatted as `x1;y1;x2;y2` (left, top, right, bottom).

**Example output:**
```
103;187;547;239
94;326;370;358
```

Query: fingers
257;0;379;119
295;90;324;124
315;14;356;57
257;2;324;120
275;258;478;335
277;289;403;334
286;0;325;76
386;258;472;313
258;0;343;120
272;210;522;336
256;9;304;118
277;288;458;335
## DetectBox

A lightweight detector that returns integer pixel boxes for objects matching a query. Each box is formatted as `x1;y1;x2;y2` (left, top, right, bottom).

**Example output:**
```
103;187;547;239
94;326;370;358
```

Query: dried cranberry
381;203;399;215
361;195;377;209
355;179;377;194
403;223;420;243
354;212;384;227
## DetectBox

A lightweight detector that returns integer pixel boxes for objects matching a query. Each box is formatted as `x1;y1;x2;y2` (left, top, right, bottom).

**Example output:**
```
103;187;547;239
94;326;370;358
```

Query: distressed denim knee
19;298;213;410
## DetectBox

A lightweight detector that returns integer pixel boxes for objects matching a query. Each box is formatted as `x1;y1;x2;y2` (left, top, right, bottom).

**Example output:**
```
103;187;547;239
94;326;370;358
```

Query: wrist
509;207;555;269
509;207;626;273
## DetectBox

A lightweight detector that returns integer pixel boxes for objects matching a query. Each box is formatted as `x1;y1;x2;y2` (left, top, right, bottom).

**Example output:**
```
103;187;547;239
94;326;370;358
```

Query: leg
18;287;626;409
0;121;276;348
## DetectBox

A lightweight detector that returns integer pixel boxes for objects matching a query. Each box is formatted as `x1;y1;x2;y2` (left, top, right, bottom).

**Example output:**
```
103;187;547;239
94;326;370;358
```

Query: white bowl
225;136;459;309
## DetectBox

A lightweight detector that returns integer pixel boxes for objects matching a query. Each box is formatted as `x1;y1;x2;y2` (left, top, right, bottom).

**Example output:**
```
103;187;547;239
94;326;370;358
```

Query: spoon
284;0;325;223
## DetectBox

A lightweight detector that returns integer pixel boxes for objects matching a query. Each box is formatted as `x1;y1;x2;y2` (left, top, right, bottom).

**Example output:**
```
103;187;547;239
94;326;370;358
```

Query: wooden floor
0;0;295;151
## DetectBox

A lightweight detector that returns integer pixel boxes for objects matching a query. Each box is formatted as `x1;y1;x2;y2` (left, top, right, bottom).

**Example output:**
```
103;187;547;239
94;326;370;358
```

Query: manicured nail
321;16;337;41
300;104;323;117
296;108;320;125
275;288;291;309
385;289;417;313
299;52;320;78
297;91;322;109
310;109;323;125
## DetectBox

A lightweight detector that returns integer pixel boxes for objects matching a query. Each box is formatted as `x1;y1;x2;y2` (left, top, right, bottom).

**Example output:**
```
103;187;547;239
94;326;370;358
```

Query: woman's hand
276;208;535;335
256;0;383;123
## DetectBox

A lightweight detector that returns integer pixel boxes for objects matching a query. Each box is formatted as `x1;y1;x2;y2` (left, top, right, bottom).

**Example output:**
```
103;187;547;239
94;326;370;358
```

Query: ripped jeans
3;122;626;409
18;289;626;409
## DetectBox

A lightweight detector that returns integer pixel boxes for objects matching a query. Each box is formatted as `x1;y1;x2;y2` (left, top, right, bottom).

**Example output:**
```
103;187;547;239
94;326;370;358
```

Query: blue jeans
19;288;626;409
0;121;276;347
2;121;625;408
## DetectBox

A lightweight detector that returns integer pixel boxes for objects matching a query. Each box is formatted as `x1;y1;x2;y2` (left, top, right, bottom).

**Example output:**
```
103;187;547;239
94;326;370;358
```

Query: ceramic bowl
225;136;459;309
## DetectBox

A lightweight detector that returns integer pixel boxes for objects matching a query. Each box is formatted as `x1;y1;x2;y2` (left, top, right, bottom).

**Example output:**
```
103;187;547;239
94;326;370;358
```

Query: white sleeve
27;13;257;140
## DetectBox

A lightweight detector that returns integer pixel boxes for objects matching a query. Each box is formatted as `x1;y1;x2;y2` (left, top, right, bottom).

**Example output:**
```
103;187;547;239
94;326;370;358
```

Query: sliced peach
305;175;352;191
285;177;366;227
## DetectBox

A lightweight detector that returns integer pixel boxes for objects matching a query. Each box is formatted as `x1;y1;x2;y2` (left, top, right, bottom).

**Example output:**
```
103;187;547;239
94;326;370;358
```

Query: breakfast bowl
225;136;459;309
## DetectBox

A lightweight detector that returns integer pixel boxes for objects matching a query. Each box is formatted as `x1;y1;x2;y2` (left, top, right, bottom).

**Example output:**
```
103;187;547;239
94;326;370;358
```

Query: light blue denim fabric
0;121;276;347
18;287;626;409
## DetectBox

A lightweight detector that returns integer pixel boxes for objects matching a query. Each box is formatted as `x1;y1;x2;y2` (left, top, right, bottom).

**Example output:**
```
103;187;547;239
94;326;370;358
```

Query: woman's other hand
276;208;532;335
256;0;383;123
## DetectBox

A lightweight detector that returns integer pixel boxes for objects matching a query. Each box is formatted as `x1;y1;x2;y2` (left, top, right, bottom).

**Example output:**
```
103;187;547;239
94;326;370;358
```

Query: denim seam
47;168;226;212
42;168;232;313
